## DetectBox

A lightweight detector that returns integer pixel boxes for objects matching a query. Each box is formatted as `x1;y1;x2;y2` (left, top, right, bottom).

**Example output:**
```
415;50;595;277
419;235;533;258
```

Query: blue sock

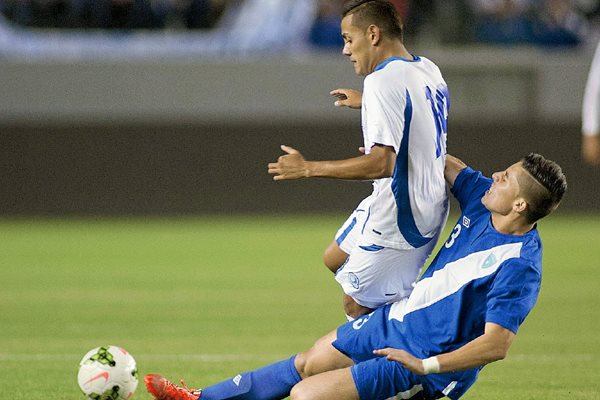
200;355;301;400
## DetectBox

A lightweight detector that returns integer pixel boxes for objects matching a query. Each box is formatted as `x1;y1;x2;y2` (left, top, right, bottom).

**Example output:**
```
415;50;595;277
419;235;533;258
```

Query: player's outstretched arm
330;88;363;109
444;154;468;188
374;322;514;375
267;144;395;181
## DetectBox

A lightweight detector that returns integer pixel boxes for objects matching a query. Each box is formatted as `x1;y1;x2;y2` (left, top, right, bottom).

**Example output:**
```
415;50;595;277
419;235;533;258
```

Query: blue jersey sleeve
485;260;541;334
450;167;492;211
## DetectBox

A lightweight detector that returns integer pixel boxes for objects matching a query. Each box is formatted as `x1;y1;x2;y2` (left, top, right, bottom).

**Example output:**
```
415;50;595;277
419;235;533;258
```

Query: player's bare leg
290;368;359;400
323;240;349;273
294;329;354;378
343;294;373;319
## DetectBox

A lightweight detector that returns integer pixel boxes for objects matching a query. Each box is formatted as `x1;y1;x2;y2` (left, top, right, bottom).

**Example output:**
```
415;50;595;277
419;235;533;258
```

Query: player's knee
289;382;313;400
323;254;340;273
294;352;309;378
322;249;337;272
295;334;333;379
294;350;321;379
323;245;347;273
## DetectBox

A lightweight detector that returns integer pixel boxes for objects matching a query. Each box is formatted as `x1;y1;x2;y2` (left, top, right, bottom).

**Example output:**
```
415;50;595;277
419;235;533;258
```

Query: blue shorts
332;306;444;400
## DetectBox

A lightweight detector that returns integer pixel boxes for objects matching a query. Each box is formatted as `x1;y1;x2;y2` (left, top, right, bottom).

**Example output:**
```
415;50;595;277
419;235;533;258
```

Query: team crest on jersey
348;272;360;289
481;253;498;269
462;216;471;228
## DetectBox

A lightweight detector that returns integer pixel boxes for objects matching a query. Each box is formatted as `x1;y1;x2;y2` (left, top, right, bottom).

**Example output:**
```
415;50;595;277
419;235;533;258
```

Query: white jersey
583;41;600;136
360;56;449;250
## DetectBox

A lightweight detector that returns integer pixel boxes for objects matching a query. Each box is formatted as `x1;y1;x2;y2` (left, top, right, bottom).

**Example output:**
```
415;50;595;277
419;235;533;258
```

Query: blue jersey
334;167;543;399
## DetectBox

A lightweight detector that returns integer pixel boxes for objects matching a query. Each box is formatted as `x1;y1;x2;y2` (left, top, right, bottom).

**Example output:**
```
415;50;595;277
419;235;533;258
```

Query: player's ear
513;198;528;214
368;24;381;45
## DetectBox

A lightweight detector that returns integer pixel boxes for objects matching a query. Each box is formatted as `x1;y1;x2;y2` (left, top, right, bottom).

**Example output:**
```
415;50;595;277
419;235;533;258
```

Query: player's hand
330;88;362;109
267;145;309;181
373;348;426;375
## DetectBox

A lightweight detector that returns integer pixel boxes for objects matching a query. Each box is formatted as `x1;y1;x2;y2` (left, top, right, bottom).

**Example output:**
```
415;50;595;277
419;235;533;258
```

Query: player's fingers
374;348;407;361
358;147;365;153
331;88;352;93
269;168;283;179
331;90;349;100
267;163;281;174
373;348;392;356
280;145;299;154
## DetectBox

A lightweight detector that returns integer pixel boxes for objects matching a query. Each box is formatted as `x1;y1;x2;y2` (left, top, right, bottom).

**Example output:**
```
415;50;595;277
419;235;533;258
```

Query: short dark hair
520;153;567;223
342;0;403;41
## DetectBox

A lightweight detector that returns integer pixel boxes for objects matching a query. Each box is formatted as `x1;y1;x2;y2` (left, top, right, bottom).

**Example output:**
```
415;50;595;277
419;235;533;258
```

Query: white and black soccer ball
77;345;139;400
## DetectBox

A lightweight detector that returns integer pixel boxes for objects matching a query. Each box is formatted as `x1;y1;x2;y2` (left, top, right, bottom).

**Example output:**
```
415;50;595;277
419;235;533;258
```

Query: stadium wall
1;47;598;215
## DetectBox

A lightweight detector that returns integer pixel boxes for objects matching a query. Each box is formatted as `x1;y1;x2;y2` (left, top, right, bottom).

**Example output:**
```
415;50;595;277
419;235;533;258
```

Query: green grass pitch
1;213;599;399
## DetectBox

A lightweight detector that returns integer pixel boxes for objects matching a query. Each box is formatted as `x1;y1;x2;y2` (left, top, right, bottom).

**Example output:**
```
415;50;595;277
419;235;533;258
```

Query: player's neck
378;42;413;64
393;43;413;60
490;214;534;236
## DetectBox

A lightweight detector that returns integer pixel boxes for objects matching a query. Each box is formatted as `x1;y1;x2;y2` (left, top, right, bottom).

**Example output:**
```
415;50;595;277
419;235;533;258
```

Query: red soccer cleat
144;374;202;400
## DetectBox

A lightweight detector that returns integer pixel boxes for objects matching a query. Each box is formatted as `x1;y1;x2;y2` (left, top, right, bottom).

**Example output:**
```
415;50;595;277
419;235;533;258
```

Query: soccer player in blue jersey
145;152;567;400
268;0;450;319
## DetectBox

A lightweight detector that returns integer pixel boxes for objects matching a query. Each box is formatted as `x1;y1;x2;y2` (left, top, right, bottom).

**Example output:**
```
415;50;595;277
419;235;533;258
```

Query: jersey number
425;85;449;158
444;223;461;248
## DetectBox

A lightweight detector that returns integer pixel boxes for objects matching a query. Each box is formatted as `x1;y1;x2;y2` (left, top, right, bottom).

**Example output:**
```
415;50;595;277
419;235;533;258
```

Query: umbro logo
233;374;242;386
462;216;471;228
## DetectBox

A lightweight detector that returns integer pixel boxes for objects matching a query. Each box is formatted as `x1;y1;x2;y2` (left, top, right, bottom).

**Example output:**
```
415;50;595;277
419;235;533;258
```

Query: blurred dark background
1;120;596;215
1;0;598;216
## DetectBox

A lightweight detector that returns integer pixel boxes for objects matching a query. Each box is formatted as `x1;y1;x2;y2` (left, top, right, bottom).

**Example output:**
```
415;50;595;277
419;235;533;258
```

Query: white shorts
334;200;438;309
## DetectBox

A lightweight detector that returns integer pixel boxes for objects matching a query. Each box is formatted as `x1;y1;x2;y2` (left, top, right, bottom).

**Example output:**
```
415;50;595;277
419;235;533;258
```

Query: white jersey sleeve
361;73;407;153
583;41;600;137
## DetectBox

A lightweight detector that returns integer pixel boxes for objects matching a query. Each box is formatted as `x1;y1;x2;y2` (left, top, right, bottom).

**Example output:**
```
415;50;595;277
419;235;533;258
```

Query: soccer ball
77;345;139;400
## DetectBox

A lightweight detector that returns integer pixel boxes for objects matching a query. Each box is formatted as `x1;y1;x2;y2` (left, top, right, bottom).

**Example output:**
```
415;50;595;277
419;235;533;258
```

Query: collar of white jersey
375;55;422;71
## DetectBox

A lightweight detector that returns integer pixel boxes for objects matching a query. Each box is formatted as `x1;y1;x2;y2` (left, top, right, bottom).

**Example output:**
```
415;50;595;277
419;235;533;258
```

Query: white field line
0;353;594;363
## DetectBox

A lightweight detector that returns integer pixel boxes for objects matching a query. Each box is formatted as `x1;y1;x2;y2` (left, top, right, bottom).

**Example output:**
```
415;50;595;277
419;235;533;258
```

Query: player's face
341;14;374;76
481;162;525;215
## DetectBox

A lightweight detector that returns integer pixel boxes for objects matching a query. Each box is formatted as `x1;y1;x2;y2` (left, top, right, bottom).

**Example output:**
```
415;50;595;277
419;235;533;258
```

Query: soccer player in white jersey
145;152;567;400
582;40;600;166
268;0;450;318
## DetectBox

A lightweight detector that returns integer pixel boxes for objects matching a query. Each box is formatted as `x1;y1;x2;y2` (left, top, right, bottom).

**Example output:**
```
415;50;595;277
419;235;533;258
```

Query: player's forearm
434;324;514;373
444;154;467;187
436;337;507;372
305;154;393;180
